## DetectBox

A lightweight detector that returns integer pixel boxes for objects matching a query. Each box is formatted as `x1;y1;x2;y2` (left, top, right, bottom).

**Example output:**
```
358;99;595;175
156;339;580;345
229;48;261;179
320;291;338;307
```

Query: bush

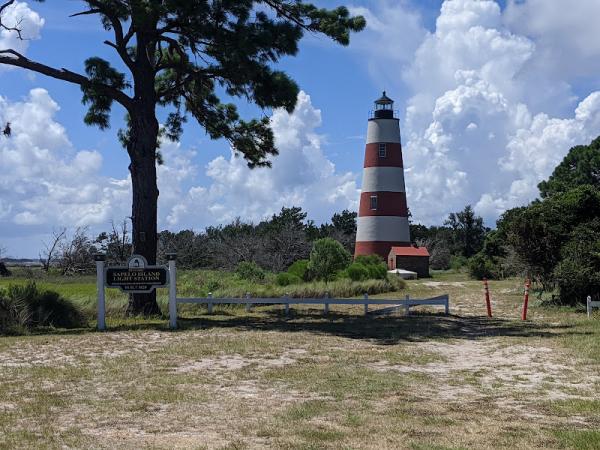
450;255;468;271
0;282;85;334
553;220;600;305
287;259;309;280
347;263;369;281
0;262;11;277
276;272;302;286
468;253;498;280
235;261;265;282
307;238;351;282
353;255;387;280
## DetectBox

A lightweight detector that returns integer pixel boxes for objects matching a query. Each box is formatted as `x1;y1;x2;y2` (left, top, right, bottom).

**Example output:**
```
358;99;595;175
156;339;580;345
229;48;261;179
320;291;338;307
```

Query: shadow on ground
169;308;583;345
12;308;589;344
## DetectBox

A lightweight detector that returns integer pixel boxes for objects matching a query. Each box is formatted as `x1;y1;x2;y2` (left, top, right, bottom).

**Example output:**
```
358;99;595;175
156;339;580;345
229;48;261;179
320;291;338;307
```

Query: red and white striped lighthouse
355;92;411;261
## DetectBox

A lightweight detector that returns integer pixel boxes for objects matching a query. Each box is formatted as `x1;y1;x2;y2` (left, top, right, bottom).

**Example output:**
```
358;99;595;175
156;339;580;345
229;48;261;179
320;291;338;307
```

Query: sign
105;255;169;293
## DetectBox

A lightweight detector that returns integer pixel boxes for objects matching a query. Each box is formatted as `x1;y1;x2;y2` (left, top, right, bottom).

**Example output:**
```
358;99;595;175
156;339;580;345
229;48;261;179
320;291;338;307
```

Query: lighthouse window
370;195;378;210
378;143;387;157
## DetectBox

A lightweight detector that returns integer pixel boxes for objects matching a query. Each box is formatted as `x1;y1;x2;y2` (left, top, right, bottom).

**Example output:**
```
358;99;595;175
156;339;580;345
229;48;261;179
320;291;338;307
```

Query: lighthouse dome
373;91;395;119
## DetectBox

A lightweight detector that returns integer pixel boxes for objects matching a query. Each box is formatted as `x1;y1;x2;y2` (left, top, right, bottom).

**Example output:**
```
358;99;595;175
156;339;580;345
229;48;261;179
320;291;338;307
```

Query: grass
0;270;599;448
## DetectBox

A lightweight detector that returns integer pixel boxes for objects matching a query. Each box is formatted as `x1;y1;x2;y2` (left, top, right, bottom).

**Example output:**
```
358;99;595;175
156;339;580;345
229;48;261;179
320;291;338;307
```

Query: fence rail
172;293;449;327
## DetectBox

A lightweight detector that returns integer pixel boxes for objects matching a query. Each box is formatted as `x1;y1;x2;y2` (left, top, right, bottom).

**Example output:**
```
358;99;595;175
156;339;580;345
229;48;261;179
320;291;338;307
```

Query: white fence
167;256;449;329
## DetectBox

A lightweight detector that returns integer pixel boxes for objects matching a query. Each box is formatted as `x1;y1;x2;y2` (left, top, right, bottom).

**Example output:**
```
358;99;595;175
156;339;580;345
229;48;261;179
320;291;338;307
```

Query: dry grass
1;273;599;449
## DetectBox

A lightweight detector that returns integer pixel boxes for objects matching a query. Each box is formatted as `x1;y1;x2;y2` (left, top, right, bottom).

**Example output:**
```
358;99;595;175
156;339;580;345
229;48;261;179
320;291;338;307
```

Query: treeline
23;209;357;275
157;207;357;271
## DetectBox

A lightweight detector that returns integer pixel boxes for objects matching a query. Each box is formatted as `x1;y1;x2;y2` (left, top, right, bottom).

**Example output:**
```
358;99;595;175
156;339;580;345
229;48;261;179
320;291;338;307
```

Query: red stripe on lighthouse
363;143;403;168
359;191;408;216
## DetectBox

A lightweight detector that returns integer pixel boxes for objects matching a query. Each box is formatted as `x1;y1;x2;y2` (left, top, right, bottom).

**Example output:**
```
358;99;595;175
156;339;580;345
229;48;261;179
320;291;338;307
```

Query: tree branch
0;49;133;111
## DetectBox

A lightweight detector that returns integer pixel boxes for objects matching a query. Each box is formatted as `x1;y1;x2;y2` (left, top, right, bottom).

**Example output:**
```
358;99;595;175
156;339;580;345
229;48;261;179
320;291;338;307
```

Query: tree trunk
126;111;162;316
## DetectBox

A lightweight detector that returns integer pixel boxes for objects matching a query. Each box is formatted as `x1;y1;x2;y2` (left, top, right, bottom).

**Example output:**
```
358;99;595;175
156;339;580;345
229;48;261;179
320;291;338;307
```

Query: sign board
105;254;169;293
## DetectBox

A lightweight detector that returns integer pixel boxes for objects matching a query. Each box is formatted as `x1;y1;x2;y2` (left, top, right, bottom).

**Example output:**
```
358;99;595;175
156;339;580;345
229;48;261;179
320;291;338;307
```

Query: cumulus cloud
0;89;358;256
353;0;600;225
0;89;130;230
0;1;44;57
163;91;359;229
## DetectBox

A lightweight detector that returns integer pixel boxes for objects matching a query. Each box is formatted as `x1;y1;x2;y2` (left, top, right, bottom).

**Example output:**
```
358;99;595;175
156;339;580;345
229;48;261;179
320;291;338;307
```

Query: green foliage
353;255;388;280
81;57;130;130
0;261;11;277
235;261;266;282
276;272;302;287
449;255;468;271
444;205;487;257
500;185;600;290
287;259;309;280
538;136;600;198
552;219;600;305
467;253;498;280
346;263;369;281
307;238;351;282
0;282;85;334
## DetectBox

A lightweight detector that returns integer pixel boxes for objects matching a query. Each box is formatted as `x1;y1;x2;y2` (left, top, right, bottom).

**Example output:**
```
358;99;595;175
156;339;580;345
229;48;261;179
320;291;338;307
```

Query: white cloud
0;1;44;56
353;0;600;226
0;89;130;241
504;0;600;82
164;91;359;229
0;89;358;256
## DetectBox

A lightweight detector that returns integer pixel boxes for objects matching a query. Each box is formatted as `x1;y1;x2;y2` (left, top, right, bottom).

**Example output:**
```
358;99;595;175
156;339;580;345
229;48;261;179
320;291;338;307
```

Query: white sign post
167;253;177;329
94;254;106;331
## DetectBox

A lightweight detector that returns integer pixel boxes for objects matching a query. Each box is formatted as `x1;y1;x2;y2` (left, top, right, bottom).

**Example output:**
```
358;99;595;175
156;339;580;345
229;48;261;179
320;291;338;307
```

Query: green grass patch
554;429;600;450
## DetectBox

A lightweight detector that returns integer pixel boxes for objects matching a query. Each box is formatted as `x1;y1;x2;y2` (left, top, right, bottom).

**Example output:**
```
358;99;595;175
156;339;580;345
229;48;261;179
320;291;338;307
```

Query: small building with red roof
388;246;430;278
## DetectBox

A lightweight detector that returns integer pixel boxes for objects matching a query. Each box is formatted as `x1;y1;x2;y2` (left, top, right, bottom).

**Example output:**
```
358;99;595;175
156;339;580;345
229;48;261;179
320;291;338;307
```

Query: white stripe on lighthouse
361;167;405;192
366;119;401;144
356;216;410;242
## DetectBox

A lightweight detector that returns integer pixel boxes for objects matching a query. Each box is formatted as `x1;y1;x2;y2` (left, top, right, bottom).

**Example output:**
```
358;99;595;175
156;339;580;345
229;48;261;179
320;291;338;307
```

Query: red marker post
483;278;492;318
522;279;531;321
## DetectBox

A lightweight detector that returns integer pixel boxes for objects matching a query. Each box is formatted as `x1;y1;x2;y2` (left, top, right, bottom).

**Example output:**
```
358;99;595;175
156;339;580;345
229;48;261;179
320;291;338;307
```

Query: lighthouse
355;92;429;276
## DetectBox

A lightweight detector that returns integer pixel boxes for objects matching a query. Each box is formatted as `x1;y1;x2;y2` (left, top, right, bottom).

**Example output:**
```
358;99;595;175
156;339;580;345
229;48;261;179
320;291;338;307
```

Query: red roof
389;246;430;257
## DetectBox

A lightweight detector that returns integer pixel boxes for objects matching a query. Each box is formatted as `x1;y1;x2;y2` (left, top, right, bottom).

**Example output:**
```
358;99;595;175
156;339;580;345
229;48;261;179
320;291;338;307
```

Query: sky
1;0;600;258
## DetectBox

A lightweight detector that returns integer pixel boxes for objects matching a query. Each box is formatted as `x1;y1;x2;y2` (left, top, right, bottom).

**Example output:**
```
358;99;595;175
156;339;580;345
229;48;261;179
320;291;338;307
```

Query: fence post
94;254;106;331
167;253;177;329
483;278;492;318
363;293;369;315
207;292;213;315
285;294;290;316
588;295;592;318
324;292;330;315
245;292;251;312
445;295;450;315
405;294;410;316
522;279;530;321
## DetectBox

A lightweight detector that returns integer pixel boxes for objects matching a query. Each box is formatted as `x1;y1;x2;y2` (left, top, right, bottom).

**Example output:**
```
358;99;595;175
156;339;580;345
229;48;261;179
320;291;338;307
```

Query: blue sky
2;0;600;257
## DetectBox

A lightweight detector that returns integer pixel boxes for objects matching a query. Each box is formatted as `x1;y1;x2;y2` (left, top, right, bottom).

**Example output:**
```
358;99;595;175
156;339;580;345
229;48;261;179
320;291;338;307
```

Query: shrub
276;272;302;286
287;259;309;280
235;261;265;282
347;263;369;281
0;262;11;277
0;282;85;334
353;255;387;280
450;255;468;271
354;254;383;266
468;253;498;280
307;238;351;282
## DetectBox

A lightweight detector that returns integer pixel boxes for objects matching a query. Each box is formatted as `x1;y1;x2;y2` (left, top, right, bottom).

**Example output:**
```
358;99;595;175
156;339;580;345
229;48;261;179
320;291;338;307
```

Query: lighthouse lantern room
355;92;429;277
